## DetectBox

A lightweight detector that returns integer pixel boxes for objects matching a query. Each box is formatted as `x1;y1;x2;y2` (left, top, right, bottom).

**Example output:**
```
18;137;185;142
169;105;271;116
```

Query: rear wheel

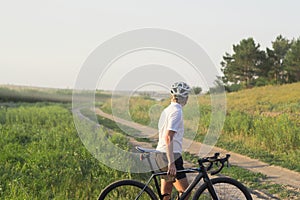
192;177;253;200
98;179;158;200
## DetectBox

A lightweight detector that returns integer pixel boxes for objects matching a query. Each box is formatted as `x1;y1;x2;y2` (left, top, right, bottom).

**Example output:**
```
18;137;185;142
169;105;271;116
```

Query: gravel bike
98;146;253;200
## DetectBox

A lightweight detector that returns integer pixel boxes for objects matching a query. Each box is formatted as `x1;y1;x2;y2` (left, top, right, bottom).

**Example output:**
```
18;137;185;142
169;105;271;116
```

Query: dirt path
95;108;300;197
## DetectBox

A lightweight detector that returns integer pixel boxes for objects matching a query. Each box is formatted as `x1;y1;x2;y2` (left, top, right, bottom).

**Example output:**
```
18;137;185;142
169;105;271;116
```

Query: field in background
0;84;299;199
0;86;143;199
200;83;300;172
0;85;111;103
101;82;300;172
0;102;152;199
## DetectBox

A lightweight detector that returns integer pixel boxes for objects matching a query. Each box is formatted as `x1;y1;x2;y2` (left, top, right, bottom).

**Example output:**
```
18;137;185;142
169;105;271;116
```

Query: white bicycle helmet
170;82;191;98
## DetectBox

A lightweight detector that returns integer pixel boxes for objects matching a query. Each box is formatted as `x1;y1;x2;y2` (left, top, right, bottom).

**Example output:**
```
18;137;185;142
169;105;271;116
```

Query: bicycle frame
136;155;218;200
100;148;250;200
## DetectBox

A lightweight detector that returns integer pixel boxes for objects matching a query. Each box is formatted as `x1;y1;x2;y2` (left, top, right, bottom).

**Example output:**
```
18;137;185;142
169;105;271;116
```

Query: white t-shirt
156;102;184;154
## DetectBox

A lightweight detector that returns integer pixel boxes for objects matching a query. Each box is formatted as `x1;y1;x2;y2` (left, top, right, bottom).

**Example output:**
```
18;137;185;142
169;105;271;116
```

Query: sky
1;0;300;90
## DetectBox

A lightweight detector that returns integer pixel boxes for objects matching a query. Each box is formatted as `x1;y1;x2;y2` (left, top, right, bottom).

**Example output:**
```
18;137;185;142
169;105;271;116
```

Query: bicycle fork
203;173;219;200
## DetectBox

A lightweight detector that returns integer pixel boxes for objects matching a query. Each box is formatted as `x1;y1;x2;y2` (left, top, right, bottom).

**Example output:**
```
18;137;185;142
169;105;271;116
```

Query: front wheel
192;177;253;200
98;179;158;200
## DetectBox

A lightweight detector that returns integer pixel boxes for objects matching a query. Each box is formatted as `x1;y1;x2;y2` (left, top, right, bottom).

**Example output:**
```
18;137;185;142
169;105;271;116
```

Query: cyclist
155;81;191;200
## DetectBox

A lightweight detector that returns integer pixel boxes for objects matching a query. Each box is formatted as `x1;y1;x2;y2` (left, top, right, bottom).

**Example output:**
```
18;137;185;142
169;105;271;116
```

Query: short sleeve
166;109;182;132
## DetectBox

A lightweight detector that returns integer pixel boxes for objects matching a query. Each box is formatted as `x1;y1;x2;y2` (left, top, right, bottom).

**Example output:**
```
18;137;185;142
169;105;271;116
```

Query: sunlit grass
101;83;300;172
0;103;146;199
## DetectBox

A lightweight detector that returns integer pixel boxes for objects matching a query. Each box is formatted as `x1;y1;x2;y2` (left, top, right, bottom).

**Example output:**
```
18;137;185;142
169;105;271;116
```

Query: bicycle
98;146;253;200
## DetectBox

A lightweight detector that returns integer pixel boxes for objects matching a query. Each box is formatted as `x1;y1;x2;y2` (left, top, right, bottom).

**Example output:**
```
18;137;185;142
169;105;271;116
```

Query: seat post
146;153;163;199
145;153;155;173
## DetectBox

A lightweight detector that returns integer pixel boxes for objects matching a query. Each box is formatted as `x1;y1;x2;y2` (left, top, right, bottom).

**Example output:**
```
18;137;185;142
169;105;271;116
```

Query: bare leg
161;179;173;200
173;177;190;200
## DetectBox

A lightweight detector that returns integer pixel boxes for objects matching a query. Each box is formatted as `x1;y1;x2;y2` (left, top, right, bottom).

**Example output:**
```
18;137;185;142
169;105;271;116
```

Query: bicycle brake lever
214;152;220;158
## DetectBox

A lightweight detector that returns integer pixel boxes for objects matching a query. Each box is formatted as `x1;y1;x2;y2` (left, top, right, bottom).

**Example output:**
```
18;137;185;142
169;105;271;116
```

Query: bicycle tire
192;177;253;200
98;179;158;200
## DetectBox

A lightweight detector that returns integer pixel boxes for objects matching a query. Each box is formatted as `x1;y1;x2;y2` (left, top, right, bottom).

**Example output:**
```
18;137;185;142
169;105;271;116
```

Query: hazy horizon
1;0;300;90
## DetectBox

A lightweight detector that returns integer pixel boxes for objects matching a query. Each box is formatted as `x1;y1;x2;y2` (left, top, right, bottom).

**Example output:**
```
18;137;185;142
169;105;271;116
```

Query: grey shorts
155;153;187;182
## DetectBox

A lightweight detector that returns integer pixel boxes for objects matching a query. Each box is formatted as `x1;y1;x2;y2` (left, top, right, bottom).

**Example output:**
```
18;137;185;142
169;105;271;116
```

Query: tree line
220;35;300;92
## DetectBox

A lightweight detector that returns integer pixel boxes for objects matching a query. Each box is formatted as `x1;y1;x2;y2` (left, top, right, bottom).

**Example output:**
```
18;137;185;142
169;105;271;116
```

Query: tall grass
0;104;141;199
217;111;300;171
100;83;300;172
217;83;300;171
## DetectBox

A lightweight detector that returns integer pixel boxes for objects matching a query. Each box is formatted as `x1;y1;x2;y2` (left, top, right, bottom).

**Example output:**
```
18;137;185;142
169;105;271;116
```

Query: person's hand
167;162;177;176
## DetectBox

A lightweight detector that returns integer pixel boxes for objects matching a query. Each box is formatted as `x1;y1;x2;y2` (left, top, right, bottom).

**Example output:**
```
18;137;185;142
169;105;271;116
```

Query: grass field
0;103;131;199
0;84;299;199
214;83;300;172
0;102;156;199
101;82;300;172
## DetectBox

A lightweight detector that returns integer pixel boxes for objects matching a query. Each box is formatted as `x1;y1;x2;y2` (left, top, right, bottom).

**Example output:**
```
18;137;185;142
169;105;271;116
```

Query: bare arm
164;130;176;176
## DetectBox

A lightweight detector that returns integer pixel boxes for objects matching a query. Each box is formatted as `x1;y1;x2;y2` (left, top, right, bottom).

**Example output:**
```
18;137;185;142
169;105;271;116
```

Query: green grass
181;152;299;199
194;109;300;172
217;84;300;171
80;108;151;144
100;83;300;172
1;84;299;199
226;83;300;115
221;165;299;199
0;103;146;199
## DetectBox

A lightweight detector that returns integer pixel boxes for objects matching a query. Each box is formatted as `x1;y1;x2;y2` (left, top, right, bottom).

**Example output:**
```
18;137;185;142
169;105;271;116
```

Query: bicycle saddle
136;146;159;153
